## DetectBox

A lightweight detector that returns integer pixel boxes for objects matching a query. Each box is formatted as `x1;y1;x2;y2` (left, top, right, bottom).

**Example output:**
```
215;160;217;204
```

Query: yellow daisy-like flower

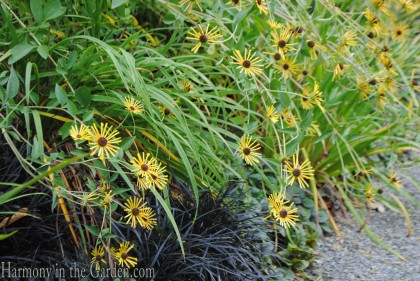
364;8;382;36
399;0;417;10
377;86;387;110
267;19;282;30
146;162;168;190
181;79;193;93
160;104;176;119
337;30;357;55
91;245;106;271
300;86;314;110
300;83;324;111
227;0;240;7
267;192;299;228
130;152;157;179
179;0;202;13
231;49;264;77
280;108;298;127
333;63;348;81
388;171;403;189
392;23;409;41
270;26;296;59
70;124;90;141
306;121;322;136
101;191;114;209
263;51;282;68
255;0;268;15
365;184;376;203
276;56;299;79
88;123;121;161
306;40;328;60
123;96;143;115
284;154;314;188
238;134;262;165
124;197;157;230
267;105;280;123
186;24;222;53
357;77;373;100
115;242;138;268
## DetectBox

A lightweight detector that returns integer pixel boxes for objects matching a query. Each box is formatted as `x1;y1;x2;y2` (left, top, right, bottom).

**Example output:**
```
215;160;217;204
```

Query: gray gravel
310;157;420;281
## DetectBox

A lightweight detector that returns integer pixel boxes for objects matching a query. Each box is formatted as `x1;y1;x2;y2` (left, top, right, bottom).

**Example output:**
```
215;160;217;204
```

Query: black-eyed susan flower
337;30;358;55
227;0;240;7
399;0;417;10
280;108;298;127
357;77;373;100
377;86;387;109
388;171;403;189
147;162;168;190
392;23;409;41
101;191;114;209
306;121;322;136
365;184;376;203
91;245;106;271
88;123;121;161
267;19;282;30
267;105;280;123
333;63;348;81
297;68;310;82
370;0;390;14
179;0;203;13
231;49;264;77
267;192;299;228
181;79;193;93
300;86;314;110
70;124;90;141
238;134;262;165
276;56;299;79
364;8;382;36
263;50;282;68
284;154;314;188
160;104;176;119
255;0;268;15
123;197;157;230
186;24;222;53
115;242;137;268
123;96;143;115
306;39;327;60
270;26;296;59
130;152;157;179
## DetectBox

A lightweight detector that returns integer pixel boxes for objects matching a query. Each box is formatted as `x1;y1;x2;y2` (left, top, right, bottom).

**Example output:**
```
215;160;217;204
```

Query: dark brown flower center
371;18;378;25
257;0;262;5
243;147;251;155
380;93;385;97
294;26;304;34
233;0;239;4
292;168;301;177
283;63;289;70
280;209;288;218
164;108;171;115
132;208;140;216
130;106;135;111
413;80;418;86
382;45;389;52
302;70;308;76
396;30;402;35
367;32;374;39
76;134;82;139
121;253;128;260
302;96;308;101
151;174;157;180
98;137;108;147
141;164;149;171
278;40;286;48
307;40;315;48
274;53;281;60
199;34;208;43
339;63;344;70
369;79;377;85
95;254;102;260
242;60;251;68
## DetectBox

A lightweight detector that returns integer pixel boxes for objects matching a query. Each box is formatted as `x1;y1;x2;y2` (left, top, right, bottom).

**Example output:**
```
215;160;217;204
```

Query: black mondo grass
113;183;285;281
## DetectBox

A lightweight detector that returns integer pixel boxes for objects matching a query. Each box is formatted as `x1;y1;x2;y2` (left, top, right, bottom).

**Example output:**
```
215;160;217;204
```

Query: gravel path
311;157;420;281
